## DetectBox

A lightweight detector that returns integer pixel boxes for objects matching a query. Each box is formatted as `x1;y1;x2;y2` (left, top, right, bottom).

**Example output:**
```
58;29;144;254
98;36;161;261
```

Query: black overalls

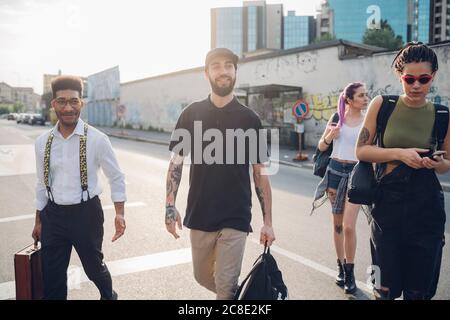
40;124;114;300
370;162;446;299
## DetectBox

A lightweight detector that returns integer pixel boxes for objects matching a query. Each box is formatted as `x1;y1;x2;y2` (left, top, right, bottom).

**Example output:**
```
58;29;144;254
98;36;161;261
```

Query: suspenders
44;123;89;203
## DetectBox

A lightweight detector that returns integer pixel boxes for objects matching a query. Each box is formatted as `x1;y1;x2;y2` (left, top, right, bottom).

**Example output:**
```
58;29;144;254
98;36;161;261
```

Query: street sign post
291;99;309;162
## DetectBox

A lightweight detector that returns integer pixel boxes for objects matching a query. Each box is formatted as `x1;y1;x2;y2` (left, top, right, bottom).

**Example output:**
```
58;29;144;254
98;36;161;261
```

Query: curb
108;132;315;170
106;132;450;193
108;133;169;146
277;160;313;170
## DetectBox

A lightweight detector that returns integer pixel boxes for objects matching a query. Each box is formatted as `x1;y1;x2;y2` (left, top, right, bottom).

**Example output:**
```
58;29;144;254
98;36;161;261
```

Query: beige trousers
190;228;247;300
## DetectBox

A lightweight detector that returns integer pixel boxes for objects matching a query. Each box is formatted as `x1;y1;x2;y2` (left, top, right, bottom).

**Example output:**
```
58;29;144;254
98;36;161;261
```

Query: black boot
335;260;344;287
343;262;357;294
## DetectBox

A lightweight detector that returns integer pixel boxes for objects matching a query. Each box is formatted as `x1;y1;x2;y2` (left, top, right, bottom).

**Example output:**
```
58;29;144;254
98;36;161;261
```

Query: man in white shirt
31;75;126;300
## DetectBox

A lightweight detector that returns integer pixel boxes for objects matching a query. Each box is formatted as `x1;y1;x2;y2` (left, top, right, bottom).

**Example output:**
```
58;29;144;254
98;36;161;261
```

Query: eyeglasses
401;74;433;85
53;97;82;108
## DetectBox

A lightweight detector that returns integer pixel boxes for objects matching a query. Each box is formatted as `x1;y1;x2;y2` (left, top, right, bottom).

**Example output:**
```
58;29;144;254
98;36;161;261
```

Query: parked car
16;113;26;123
22;114;32;124
7;113;18;120
30;114;46;126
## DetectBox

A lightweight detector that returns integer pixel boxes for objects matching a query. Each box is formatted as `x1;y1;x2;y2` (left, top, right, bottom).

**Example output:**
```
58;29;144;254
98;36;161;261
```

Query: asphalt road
0;119;448;300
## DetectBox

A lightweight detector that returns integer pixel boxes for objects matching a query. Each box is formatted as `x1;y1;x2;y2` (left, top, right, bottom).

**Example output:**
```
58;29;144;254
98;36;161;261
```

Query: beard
209;75;236;97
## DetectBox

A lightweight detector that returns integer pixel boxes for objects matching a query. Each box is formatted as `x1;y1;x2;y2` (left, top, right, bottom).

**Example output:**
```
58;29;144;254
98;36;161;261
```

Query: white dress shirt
35;119;126;210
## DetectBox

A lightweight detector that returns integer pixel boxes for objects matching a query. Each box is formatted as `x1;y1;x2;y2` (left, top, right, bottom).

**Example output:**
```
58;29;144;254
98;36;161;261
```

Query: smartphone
327;122;338;129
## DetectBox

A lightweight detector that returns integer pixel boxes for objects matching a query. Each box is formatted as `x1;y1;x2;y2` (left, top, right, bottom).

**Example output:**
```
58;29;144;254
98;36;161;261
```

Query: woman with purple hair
312;82;369;294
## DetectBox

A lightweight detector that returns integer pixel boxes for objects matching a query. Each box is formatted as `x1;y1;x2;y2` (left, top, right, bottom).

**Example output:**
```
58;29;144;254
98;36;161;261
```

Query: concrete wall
120;42;450;147
87;66;120;127
121;69;209;132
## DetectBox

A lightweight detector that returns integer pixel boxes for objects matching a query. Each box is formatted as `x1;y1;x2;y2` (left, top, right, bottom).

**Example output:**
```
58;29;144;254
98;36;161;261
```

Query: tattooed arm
356;95;428;168
165;153;184;239
253;163;275;246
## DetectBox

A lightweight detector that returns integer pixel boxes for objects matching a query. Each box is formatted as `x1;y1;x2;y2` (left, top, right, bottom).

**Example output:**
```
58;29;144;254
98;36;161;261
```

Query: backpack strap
233;254;264;300
376;95;399;147
431;103;449;150
374;95;399;178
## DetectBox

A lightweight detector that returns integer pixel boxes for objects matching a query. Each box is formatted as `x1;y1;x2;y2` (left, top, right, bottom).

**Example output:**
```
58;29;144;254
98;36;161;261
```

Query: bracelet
323;138;331;146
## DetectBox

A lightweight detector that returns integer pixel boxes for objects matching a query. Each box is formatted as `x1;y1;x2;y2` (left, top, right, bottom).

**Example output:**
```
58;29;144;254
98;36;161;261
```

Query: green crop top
383;98;435;150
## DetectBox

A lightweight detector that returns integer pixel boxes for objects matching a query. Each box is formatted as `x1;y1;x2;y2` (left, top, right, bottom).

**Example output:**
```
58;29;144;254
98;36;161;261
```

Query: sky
0;0;323;94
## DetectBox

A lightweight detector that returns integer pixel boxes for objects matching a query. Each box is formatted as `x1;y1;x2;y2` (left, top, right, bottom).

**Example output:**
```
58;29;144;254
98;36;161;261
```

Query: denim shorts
327;159;356;190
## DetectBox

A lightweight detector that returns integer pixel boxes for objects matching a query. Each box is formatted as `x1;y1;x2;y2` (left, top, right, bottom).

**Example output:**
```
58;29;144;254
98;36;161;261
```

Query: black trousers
40;196;114;300
370;165;446;300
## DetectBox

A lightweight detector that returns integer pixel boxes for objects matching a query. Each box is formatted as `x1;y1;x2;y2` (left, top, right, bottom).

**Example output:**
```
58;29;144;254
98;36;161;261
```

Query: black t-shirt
169;95;268;233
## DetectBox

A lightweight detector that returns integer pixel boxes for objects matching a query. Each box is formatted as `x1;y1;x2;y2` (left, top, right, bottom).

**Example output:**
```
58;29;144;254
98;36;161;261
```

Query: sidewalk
98;126;450;192
98;126;317;169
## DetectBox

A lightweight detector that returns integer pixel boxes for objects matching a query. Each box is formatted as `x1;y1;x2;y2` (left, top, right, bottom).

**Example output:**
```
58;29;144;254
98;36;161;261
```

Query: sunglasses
53;97;82;108
401;74;433;85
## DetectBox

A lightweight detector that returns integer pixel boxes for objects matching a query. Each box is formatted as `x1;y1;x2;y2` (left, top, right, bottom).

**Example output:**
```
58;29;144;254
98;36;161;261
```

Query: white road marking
0;145;36;177
249;238;372;294
1;238;375;300
0;247;192;300
0;202;147;224
0;282;15;300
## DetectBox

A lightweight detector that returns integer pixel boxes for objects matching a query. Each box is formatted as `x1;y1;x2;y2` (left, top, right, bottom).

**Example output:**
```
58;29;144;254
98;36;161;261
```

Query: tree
0;105;10;115
362;19;403;50
314;33;336;44
12;102;24;113
41;92;53;120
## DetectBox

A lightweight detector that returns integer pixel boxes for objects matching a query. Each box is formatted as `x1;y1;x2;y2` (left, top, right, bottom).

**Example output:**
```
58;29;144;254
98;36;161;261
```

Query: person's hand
31;221;41;244
112;214;126;242
326;126;340;142
422;153;445;170
398;148;429;169
260;225;275;247
165;206;182;239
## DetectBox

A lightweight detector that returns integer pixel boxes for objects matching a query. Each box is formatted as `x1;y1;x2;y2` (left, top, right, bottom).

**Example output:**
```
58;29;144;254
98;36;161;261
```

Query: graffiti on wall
121;100;189;131
254;52;319;80
295;52;318;73
366;84;395;98
166;102;187;124
304;89;341;121
304;85;450;123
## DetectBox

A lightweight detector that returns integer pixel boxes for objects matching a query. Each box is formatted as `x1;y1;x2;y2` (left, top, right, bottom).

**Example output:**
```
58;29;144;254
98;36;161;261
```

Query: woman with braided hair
356;42;448;300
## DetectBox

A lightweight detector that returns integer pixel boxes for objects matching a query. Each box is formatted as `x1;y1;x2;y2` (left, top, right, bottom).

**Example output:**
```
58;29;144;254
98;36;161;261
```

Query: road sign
292;99;309;120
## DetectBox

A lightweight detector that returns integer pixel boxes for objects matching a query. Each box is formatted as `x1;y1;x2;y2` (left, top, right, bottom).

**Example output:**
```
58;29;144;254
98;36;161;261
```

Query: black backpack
234;244;288;300
312;112;340;177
